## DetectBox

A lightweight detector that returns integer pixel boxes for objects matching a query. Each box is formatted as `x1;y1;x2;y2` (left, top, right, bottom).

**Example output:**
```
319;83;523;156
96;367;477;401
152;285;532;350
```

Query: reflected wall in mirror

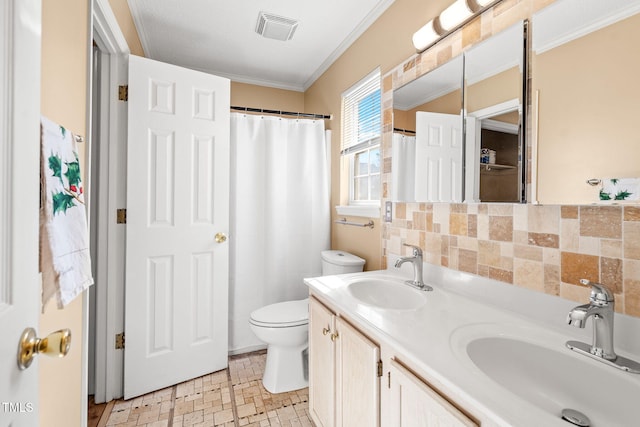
533;0;640;204
392;55;464;203
464;21;525;203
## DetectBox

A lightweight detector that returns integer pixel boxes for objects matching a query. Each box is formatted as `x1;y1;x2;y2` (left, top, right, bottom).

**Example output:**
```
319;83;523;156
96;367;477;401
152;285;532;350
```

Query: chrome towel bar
334;218;374;229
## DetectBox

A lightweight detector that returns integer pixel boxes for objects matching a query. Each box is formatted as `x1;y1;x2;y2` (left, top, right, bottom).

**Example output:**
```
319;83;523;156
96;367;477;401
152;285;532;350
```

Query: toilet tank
321;250;365;275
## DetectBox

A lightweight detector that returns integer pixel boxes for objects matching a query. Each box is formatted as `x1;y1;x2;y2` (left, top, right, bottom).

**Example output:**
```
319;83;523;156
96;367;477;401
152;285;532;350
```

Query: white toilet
249;250;365;393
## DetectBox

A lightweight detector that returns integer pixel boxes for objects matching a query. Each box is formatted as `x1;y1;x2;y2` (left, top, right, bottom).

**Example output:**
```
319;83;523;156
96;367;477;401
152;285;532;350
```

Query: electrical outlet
384;201;392;222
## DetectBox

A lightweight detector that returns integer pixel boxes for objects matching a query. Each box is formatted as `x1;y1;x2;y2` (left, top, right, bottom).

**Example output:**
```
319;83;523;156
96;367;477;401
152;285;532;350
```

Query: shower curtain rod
393;127;416;134
231;105;332;120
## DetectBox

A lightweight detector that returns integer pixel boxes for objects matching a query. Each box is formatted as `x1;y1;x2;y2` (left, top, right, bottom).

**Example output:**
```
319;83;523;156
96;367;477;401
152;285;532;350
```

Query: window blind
341;69;381;156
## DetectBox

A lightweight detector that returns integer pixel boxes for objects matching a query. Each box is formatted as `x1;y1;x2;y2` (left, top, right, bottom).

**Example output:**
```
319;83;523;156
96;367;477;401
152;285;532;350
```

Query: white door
124;55;230;398
415;112;463;202
0;0;41;424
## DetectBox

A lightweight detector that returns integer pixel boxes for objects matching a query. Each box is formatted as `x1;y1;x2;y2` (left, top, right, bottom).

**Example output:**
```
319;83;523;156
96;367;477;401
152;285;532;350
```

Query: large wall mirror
392;56;464;202
533;0;640;204
391;21;525;204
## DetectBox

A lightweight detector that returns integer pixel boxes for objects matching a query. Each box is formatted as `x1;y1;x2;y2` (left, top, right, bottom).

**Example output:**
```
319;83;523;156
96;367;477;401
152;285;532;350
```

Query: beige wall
39;0;89;425
534;12;640;204
395;88;463;132
108;0;145;56
467;66;520;113
230;82;304;112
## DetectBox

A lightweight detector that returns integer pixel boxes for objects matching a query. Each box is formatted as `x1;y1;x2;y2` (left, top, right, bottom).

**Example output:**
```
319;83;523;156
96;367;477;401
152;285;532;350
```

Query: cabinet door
389;359;478;427
336;317;380;427
309;297;336;427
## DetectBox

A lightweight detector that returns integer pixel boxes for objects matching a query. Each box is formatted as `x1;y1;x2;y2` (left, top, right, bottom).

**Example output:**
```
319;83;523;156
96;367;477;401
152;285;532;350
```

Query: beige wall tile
578;236;600;256
514;244;543;261
561;252;599;285
489;267;513;283
513;203;528;230
624;260;640;316
624;206;640;221
561;219;580;252
489;216;513;241
601;239;623;259
528;232;559;248
528;205;560;234
514;259;544;292
580;206;622;239
561;205;579;219
478;240;501;267
544;264;560;295
600;257;623;294
624;222;640;260
450;213;468;236
458;249;478;274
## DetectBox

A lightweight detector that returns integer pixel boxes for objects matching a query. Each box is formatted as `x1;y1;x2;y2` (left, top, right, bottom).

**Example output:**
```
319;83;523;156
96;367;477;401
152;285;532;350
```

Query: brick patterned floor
101;350;313;427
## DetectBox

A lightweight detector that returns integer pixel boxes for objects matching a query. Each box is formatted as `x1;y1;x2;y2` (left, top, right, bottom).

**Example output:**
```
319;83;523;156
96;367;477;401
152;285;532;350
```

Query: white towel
40;116;94;308
599;178;640;201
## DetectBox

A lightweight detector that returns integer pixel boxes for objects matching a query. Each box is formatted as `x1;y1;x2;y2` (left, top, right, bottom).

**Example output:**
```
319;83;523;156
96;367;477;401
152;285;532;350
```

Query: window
341;69;381;205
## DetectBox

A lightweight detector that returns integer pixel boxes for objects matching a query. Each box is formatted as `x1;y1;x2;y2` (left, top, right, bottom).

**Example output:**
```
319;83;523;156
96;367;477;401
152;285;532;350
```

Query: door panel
336;317;380;427
124;55;230;399
415;112;463;202
0;0;41;424
309;298;336;427
389;359;478;427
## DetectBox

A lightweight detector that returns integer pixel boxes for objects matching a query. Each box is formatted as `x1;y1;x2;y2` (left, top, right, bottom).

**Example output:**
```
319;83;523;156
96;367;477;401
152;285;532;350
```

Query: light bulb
439;0;473;31
412;20;440;51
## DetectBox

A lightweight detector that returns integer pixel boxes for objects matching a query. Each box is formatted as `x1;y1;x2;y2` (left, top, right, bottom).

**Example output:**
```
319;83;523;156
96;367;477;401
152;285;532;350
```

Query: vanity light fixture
438;0;474;31
412;20;440;52
412;0;500;52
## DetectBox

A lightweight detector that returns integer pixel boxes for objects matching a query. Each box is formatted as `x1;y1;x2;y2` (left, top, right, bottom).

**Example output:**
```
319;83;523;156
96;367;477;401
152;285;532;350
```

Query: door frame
465;98;521;203
91;0;130;403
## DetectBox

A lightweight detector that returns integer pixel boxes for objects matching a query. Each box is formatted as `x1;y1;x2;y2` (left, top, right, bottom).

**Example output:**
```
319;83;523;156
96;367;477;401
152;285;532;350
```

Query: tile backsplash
382;203;640;318
381;0;640;319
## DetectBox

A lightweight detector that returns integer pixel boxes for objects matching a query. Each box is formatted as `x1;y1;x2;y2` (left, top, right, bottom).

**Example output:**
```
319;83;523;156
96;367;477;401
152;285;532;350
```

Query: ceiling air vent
255;12;299;41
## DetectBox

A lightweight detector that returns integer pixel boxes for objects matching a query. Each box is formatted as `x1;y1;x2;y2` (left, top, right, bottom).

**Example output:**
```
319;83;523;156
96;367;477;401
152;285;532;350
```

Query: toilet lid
249;298;309;327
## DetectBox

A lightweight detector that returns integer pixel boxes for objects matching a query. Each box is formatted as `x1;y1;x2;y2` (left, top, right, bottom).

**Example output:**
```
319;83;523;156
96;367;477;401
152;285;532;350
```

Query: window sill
335;205;380;218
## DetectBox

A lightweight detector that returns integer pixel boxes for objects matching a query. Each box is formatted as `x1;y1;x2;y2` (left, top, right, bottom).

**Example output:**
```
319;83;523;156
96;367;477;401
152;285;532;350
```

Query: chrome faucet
394;244;432;291
566;279;640;373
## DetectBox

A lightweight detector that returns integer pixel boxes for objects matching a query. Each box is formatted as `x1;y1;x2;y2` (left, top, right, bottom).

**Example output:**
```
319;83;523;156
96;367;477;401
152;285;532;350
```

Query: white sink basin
466;335;640;426
346;277;427;310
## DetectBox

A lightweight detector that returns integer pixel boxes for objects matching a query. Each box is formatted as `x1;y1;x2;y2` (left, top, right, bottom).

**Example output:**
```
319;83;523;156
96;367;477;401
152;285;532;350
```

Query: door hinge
116;208;127;224
118;85;128;101
377;360;383;377
115;332;125;349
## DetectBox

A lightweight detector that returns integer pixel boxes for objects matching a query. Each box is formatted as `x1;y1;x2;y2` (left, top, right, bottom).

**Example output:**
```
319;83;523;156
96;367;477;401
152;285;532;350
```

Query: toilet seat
249;298;309;328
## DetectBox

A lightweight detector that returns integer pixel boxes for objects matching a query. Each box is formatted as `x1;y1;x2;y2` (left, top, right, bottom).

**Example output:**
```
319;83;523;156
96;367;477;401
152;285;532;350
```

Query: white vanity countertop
304;260;640;427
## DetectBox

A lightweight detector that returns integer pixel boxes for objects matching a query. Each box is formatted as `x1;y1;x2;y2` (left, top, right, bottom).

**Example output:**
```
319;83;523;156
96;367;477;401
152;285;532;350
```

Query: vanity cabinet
309;296;381;427
388;359;479;427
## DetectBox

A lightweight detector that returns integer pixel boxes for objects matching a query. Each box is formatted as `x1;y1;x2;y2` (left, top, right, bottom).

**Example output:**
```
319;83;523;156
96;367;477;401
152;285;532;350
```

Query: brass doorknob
17;328;71;370
215;232;227;243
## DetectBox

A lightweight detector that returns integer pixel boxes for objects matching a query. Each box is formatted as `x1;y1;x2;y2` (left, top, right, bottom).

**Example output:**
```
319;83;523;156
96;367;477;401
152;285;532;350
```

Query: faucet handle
580;279;614;305
402;243;422;256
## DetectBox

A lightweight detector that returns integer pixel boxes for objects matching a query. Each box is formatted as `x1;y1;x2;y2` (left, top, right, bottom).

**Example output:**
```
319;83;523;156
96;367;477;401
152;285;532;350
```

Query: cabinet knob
331;332;339;342
322;327;330;336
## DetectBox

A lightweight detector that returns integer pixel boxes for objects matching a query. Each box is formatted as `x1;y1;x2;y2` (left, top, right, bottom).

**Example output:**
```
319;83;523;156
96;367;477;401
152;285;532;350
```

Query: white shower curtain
391;132;416;202
229;113;331;352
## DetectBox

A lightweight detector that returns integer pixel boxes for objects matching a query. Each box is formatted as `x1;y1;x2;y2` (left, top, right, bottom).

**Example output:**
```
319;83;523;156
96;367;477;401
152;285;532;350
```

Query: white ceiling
128;0;395;92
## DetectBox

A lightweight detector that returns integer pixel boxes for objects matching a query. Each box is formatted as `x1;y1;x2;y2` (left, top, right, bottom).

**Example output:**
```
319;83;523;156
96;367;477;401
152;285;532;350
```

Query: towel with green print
599;178;640;201
40;115;94;308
